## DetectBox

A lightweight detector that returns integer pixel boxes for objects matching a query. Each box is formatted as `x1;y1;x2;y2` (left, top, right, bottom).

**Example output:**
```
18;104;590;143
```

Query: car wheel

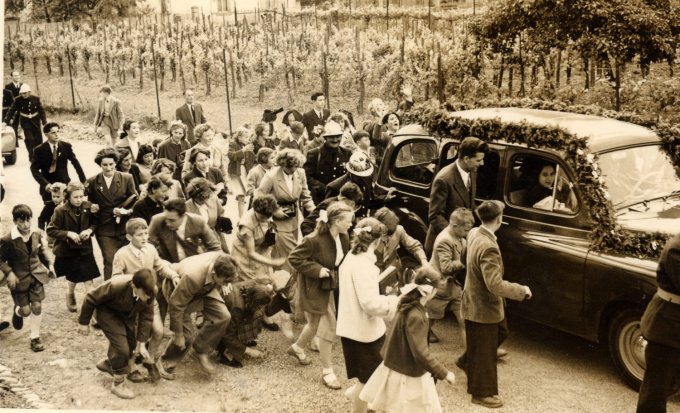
608;309;646;390
4;150;16;165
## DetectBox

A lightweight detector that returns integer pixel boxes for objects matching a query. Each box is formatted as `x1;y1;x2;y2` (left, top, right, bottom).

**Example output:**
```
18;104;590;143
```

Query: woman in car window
527;162;577;213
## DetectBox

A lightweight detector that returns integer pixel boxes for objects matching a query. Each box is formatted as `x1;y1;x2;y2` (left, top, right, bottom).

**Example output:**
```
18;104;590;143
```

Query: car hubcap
618;320;646;381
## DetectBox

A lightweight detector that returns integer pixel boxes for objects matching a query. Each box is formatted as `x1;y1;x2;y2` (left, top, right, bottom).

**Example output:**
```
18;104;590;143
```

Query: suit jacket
182;166;225;188
641;233;680;349
31;140;86;200
78;274;155;343
374;224;427;272
175;103;206;145
254;167;315;232
131;196;165;224
430;227;466;277
301;108;330;139
0;229;53;286
288;231;349;314
461;226;527;324
85;172;138;236
46;201;97;257
167;251;226;335
425;162;476;254
94;96;124;130
148;212;221;263
227;140;256;178
245;164;268;196
5;82;22;98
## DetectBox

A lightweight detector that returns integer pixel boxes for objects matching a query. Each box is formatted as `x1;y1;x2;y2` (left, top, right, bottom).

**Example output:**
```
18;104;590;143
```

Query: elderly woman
116;148;146;193
183;147;228;204
254;148;315;272
288;202;353;389
149;158;184;199
181;123;228;178
185;177;229;253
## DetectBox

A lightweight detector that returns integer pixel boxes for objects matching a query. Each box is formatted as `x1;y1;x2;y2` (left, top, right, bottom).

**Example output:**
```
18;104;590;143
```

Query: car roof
395;108;660;153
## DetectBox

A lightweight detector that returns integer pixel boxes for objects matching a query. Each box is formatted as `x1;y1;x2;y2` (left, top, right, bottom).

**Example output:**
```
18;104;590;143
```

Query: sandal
287;346;311;366
321;372;341;390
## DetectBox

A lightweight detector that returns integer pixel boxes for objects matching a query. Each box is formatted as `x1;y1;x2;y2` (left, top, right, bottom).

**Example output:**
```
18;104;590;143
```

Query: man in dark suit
3;84;46;162
175;89;206;146
637;233;680;412
458;201;532;409
425;137;489;255
303;120;352;204
148;198;221;264
78;269;157;399
301;92;330;140
30;122;87;203
3;71;22;128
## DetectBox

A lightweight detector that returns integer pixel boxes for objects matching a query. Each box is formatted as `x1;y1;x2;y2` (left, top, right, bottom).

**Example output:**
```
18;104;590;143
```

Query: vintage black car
376;107;680;389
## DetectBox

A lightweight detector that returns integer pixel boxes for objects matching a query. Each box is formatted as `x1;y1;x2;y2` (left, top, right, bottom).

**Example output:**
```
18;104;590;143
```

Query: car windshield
597;144;680;208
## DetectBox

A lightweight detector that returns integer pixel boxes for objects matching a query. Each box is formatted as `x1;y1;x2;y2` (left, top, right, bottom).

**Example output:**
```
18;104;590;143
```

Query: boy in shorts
0;204;55;351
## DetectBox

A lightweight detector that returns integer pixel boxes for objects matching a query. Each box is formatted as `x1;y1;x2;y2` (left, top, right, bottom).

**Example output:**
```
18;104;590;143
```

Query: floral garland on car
405;98;672;260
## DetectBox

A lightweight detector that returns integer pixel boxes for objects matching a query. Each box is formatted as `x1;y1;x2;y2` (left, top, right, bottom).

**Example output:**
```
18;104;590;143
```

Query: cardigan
111;243;175;281
336;251;399;342
288;231;349;314
46;201;97;257
382;301;448;380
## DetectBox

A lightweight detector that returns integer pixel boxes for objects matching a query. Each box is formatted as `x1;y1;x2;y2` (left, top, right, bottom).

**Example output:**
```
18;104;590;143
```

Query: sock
15;306;22;317
29;312;42;339
322;367;334;376
291;343;303;353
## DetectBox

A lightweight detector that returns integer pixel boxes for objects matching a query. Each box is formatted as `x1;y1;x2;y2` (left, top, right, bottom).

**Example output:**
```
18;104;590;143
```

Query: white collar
176;215;188;233
11;226;34;242
479;225;497;241
455;160;470;188
130;243;146;256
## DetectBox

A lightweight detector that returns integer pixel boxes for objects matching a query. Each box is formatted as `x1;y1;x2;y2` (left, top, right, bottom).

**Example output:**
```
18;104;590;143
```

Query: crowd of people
0;71;676;413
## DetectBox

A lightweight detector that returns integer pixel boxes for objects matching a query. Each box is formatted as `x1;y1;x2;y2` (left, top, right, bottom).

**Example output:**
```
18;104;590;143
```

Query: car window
507;155;578;214
392;141;438;186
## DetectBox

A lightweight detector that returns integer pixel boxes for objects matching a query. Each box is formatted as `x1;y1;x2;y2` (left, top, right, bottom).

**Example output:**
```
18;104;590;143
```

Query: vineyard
4;2;680;123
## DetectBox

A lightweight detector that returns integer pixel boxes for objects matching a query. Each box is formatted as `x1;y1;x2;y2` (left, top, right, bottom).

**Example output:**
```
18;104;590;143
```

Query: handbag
260;223;277;248
215;216;233;234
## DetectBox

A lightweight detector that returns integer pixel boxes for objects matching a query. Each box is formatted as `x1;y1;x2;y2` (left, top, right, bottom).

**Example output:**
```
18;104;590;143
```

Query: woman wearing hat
3;83;46;162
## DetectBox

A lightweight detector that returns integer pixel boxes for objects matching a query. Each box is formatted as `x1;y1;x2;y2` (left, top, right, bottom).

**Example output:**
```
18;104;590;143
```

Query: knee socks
29;312;43;340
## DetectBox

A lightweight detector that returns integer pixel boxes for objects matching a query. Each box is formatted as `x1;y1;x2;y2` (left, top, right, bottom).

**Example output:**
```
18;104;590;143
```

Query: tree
5;0;141;22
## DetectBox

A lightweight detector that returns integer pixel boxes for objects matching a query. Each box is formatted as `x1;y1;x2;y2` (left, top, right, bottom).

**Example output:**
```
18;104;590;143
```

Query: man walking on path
3;84;46;162
457;200;532;409
94;85;124;147
175;89;206;146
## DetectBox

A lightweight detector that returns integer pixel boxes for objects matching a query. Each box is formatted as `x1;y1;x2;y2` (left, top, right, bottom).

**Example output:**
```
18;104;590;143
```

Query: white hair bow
352;226;372;236
317;210;328;223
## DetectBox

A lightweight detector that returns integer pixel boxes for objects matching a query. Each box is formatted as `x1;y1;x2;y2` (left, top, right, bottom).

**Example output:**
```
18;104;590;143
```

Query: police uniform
637;233;680;413
4;92;46;162
303;144;351;204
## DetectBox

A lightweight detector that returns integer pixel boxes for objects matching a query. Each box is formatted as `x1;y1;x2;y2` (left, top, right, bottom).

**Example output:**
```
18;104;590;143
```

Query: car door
496;148;592;337
378;136;439;225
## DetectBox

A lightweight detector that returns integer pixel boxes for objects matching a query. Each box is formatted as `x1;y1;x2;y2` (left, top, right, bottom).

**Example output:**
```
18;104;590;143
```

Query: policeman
3;84;46;162
303;120;352;205
636;233;680;413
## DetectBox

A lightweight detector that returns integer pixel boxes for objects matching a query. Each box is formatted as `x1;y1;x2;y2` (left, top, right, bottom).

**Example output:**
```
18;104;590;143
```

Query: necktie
49;144;57;173
466;175;472;191
189;105;195;122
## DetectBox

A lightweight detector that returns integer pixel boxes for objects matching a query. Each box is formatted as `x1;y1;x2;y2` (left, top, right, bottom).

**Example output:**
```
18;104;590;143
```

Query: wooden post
151;40;162;120
234;7;238;26
386;0;389;41
66;46;76;111
222;48;233;135
428;0;432;30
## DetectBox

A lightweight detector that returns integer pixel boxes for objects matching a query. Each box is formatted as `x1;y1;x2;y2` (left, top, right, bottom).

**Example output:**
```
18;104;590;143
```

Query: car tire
4;150;16;165
607;308;646;390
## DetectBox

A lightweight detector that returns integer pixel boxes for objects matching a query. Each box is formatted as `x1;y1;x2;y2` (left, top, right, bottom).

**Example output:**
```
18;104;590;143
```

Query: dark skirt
55;253;100;283
341;335;386;383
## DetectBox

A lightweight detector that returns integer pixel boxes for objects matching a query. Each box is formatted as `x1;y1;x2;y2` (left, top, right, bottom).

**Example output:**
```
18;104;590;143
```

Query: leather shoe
12;307;23;330
30;337;45;352
0;321;9;333
263;321;279;331
497;348;508;359
96;358;113;376
127;369;147;383
472;395;504;409
144;362;161;383
66;293;77;313
246;340;257;347
455;356;467;373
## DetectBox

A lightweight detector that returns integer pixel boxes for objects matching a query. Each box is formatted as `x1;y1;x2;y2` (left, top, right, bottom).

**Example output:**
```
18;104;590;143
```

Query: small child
360;267;455;413
0;204;55;351
426;207;474;344
111;218;179;382
78;268;158;399
38;182;67;234
353;131;377;166
46;182;100;313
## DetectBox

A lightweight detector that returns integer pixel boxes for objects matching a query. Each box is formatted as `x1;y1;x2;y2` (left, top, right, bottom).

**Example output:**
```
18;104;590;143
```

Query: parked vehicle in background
2;124;17;165
376;108;678;389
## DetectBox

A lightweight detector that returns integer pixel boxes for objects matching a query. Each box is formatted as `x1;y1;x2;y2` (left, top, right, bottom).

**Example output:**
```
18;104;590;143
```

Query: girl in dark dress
46;182;101;313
